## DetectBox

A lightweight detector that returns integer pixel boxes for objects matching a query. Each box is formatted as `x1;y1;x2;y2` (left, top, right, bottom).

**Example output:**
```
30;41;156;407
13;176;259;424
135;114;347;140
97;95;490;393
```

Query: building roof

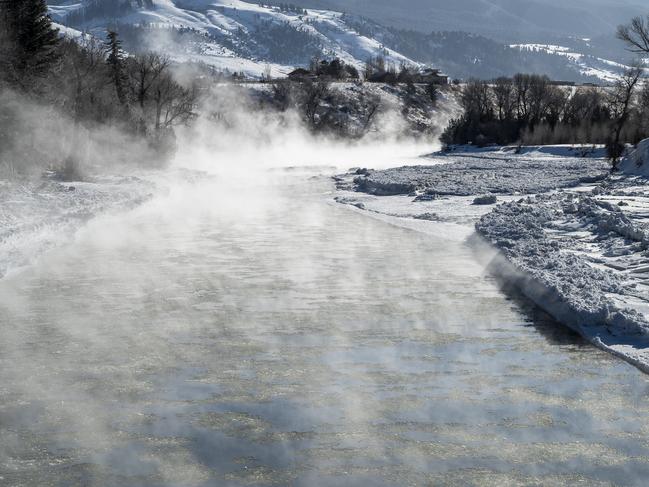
288;68;311;76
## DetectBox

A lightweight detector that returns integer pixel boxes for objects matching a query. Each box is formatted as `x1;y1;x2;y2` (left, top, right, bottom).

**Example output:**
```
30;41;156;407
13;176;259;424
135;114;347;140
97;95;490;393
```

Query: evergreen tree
0;0;60;85
106;30;127;105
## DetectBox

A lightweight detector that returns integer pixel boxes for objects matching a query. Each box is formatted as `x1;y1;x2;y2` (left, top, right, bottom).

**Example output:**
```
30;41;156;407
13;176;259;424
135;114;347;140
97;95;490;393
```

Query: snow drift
620;138;649;177
477;187;649;373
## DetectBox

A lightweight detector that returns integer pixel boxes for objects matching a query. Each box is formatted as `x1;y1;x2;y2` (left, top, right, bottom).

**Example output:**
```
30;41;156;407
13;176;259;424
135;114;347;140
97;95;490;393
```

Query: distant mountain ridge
46;0;634;81
274;0;647;41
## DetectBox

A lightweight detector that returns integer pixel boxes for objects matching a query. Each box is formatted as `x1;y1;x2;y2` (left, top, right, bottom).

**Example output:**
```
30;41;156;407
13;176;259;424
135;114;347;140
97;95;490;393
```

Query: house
549;80;576;86
368;71;399;84
287;68;315;81
366;67;448;85
287;60;360;82
417;68;449;85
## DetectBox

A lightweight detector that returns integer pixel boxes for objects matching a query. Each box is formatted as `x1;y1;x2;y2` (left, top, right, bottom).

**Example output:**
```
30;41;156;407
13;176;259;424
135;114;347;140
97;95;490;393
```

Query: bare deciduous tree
607;66;643;167
360;92;380;134
271;79;294;111
59;37;107;177
513;73;532;122
544;87;568;130
492;77;515;122
461;79;492;121
129;53;170;110
60;37;105;121
301;80;331;128
637;82;649;137
152;72;197;134
617;16;649;54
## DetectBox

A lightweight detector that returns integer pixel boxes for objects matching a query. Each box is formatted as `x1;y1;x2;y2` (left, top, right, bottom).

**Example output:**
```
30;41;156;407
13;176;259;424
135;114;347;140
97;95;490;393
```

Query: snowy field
341;146;610;196
336;144;649;373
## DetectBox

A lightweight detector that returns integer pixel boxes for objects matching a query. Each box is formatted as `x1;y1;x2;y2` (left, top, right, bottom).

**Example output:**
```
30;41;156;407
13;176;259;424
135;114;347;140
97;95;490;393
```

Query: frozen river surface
2;171;649;486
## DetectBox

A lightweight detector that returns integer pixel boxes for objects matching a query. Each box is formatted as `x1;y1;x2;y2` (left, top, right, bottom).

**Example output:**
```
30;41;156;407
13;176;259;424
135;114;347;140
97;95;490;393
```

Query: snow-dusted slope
511;43;631;83
47;0;623;82
287;0;647;42
48;0;419;78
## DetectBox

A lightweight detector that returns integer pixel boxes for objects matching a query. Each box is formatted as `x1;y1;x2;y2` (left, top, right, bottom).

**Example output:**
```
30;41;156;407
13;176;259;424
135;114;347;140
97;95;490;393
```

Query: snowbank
620;139;649;177
477;187;649;373
0;176;153;279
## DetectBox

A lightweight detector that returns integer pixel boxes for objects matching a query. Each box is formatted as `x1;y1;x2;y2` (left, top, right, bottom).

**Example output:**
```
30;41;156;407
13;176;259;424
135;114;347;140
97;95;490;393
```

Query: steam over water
2;169;649;486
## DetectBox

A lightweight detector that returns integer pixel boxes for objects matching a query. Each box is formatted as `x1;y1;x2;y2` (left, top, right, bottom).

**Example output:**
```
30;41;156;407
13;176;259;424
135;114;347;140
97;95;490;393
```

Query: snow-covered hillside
286;0;647;42
511;43;631;83
48;0;418;78
46;0;628;82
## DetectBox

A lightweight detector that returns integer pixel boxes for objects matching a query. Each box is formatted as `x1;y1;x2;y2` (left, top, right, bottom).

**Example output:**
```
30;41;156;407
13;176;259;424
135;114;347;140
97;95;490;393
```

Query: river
1;169;649;486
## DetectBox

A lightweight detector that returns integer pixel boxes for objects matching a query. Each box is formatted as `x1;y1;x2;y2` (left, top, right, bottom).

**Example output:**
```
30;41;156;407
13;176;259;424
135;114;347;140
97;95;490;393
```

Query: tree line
266;75;440;139
442;69;648;165
442;14;649;167
0;0;198;177
258;3;308;15
269;79;378;137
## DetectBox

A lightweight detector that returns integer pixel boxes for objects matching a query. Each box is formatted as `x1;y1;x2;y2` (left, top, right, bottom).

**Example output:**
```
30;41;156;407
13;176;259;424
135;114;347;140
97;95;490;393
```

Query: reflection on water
1;172;649;486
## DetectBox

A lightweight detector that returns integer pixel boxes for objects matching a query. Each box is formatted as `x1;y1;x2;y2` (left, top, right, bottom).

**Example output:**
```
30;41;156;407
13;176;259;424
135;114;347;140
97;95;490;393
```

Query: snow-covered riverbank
477;181;649;371
335;144;649;373
341;145;610;196
0;175;154;279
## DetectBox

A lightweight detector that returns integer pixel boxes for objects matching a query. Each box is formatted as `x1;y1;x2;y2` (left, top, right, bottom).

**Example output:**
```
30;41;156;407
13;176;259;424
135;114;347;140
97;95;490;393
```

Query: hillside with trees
267;0;646;42
0;0;198;178
47;0;623;83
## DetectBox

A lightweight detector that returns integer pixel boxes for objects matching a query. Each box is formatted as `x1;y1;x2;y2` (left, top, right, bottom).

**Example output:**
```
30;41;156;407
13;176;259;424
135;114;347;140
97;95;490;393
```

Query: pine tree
0;0;60;85
0;2;17;78
105;30;127;105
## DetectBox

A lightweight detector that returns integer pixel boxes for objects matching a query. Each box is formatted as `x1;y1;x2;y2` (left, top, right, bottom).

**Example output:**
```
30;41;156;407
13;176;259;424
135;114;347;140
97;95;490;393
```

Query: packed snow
343;146;609;196
620;138;649;177
476;179;649;372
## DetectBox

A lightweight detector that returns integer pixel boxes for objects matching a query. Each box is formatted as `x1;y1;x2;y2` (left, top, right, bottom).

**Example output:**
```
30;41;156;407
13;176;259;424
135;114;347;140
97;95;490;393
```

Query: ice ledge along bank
476;179;649;373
